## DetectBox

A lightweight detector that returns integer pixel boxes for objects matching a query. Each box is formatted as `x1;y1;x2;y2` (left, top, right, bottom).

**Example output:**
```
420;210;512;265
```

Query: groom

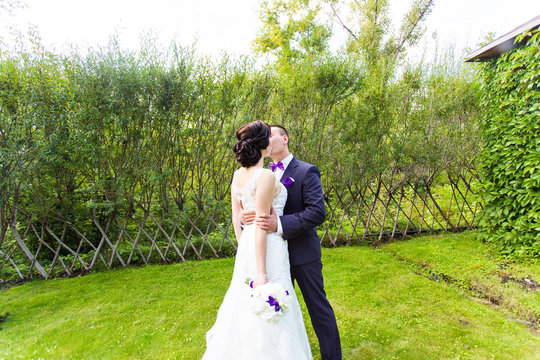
241;125;342;360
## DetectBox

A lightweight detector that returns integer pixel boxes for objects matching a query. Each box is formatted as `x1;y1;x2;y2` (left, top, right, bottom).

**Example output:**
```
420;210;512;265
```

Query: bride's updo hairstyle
233;120;271;167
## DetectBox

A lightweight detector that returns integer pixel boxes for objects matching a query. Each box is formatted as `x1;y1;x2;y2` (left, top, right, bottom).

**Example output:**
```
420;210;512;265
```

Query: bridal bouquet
245;279;291;323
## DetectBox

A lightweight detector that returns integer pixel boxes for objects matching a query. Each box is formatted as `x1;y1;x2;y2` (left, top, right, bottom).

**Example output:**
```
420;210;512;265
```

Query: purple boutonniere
282;177;295;187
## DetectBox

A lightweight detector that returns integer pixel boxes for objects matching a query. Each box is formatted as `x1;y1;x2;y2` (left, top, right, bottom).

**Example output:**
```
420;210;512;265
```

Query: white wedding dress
202;169;312;360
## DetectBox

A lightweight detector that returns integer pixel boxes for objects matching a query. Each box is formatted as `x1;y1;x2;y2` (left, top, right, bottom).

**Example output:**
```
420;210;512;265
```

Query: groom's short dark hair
270;125;289;146
271;125;288;137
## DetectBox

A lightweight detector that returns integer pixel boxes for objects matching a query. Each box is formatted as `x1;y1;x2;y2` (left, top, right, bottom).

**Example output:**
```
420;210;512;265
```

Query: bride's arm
231;187;243;243
253;171;275;287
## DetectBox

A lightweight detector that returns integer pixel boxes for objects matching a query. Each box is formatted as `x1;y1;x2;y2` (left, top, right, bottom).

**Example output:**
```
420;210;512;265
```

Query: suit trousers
291;260;342;360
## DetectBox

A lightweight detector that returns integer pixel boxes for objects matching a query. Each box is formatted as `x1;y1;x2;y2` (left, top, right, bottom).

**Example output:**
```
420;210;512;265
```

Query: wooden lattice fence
0;157;481;283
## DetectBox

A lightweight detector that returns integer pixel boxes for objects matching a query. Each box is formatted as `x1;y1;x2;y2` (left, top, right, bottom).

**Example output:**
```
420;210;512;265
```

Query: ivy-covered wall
478;28;540;259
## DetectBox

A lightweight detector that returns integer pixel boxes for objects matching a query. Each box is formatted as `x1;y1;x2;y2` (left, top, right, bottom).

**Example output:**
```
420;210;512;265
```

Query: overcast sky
2;0;540;58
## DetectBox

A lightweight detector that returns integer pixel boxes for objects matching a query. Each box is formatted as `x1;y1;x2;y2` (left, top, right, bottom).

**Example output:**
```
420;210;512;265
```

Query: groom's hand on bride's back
240;205;278;232
239;209;256;226
255;208;278;233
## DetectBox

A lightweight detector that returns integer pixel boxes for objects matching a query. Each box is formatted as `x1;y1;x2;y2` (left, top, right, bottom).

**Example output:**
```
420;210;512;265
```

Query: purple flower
282;177;295;187
285;290;289;296
249;281;254;289
266;296;282;312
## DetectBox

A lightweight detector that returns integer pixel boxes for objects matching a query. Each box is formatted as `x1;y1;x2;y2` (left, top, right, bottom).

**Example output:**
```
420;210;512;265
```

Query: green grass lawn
1;231;539;359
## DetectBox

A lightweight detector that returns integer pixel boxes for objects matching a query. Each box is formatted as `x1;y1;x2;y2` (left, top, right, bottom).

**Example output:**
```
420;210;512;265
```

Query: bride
202;121;312;359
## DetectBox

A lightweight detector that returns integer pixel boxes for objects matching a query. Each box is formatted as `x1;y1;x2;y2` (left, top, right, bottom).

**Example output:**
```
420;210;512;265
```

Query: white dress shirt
274;153;294;236
273;153;293;182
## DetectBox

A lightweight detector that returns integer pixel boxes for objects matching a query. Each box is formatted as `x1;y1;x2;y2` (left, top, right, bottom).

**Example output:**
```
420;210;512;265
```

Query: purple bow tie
270;161;285;172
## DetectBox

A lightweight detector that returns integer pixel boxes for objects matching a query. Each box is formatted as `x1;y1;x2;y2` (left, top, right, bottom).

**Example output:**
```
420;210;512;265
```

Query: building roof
465;15;540;62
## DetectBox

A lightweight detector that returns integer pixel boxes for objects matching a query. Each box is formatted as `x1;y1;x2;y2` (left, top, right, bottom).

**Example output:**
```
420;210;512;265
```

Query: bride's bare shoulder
231;168;243;186
234;167;244;175
258;169;276;181
255;169;276;190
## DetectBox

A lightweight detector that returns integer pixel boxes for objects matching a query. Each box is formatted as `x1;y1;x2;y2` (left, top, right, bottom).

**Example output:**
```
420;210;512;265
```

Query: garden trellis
0;161;481;281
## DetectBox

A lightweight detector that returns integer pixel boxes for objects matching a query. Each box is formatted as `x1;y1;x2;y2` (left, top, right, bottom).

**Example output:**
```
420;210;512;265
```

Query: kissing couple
202;121;341;360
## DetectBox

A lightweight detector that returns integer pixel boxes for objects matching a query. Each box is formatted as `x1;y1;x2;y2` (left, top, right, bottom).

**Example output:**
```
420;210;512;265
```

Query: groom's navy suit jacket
280;157;326;266
280;157;342;360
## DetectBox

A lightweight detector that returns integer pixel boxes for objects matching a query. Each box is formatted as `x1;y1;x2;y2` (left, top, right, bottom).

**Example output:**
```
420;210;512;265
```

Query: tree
253;0;333;62
328;0;433;64
0;0;27;49
0;0;25;13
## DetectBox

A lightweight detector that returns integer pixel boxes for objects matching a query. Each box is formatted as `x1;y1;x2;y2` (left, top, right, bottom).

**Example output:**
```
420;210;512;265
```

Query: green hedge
0;38;481;258
478;28;540;259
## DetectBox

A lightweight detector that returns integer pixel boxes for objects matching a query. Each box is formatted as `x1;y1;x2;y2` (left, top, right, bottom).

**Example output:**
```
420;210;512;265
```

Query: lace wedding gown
202;169;312;360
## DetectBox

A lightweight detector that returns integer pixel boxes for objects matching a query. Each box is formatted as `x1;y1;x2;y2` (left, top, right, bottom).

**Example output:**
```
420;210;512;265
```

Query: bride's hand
253;274;268;288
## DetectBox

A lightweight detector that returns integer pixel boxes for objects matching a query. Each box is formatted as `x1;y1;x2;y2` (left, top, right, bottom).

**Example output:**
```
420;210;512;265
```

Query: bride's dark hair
233;120;271;167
